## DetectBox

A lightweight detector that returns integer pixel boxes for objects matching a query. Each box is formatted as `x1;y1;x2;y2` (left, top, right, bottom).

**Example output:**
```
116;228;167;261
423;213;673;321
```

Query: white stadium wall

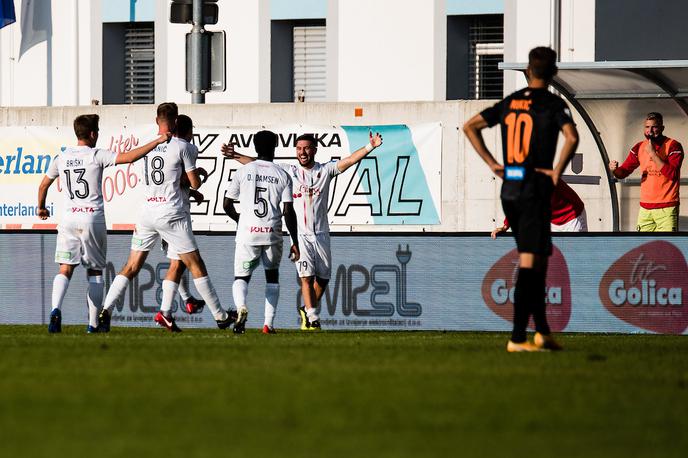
503;0;596;95
328;0;446;102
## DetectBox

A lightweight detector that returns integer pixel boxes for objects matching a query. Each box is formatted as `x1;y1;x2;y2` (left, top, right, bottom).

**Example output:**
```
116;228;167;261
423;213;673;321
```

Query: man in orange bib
609;112;684;231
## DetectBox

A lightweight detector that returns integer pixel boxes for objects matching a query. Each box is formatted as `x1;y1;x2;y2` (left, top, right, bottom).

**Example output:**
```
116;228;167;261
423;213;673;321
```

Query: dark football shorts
502;197;552;256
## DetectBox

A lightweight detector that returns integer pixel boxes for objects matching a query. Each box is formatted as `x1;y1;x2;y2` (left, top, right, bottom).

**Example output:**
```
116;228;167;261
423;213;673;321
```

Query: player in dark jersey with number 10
463;47;579;352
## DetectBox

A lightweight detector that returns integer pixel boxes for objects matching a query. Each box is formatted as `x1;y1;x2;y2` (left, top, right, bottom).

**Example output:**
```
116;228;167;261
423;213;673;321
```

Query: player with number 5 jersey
36;114;170;333
223;130;300;334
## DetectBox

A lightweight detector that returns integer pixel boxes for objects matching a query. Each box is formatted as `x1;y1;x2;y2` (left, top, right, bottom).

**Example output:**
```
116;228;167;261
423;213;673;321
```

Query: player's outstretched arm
536;122;579;186
37;175;56;219
115;133;171;165
463;114;504;178
221;143;255;165
282;202;300;262
337;131;383;173
223;197;240;223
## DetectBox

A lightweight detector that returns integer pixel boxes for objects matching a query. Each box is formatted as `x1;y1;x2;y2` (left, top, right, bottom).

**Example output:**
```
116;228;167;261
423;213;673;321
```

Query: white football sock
103;275;129;312
194;276;226;321
51;274;70;311
233;279;249;309
177;274;191;301
264;283;279;327
160;280;178;315
87;275;104;328
307;307;319;322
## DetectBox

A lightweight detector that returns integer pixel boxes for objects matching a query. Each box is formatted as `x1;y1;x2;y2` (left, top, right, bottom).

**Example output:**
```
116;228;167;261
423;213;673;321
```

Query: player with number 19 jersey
226;160;294;245
281;161;340;235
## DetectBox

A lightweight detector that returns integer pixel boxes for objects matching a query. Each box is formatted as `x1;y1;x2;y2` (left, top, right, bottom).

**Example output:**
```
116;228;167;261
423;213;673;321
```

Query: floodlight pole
191;0;205;104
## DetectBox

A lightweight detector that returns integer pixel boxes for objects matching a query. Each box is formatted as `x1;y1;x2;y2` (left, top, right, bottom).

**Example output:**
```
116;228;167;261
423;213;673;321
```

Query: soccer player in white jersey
222;131;382;330
223;130;300;334
36;114;170;333
156;114;210;329
98;102;238;332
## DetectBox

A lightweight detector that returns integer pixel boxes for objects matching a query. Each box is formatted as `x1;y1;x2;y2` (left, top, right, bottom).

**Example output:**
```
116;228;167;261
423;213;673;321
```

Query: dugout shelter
501;60;688;231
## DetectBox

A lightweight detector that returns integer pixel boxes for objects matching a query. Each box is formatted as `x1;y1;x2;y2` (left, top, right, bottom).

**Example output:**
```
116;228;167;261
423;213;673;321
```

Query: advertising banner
0;123;442;230
1;233;686;335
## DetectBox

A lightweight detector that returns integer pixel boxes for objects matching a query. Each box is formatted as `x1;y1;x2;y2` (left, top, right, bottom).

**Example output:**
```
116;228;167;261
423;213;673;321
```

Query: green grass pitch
0;326;686;458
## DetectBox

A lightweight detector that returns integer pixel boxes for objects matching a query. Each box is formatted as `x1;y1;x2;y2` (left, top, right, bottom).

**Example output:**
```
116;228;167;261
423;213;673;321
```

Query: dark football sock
511;267;536;343
531;267;551;335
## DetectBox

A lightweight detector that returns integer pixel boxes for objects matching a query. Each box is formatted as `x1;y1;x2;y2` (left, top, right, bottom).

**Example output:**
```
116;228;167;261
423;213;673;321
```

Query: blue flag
0;0;16;29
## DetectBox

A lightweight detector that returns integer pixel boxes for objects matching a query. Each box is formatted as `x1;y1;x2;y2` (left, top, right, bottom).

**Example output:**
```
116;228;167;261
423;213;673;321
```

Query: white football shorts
160;238;181;261
296;232;332;279
131;213;197;254
234;241;283;277
552;209;588;233
54;220;107;270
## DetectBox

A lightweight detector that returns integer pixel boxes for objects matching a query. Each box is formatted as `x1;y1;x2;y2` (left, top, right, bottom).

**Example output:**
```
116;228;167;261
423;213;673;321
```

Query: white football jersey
226;160;293;245
138;136;197;219
47;146;118;223
280;161;341;235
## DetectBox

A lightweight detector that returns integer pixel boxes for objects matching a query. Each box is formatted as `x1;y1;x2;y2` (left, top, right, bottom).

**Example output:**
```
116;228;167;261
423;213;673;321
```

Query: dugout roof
500;60;688;231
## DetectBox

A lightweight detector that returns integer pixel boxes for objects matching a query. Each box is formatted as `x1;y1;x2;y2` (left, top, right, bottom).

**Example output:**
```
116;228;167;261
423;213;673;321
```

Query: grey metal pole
191;0;205;104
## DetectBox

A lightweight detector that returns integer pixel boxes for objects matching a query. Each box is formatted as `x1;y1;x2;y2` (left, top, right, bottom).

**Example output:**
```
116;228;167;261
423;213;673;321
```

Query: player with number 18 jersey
131;136;199;254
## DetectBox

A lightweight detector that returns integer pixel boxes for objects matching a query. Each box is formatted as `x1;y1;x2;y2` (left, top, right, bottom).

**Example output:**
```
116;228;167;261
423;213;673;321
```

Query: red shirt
503;179;584;229
615;136;683;209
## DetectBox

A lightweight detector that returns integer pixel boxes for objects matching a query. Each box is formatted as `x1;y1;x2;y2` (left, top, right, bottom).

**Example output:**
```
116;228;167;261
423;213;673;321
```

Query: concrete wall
0;100;658;232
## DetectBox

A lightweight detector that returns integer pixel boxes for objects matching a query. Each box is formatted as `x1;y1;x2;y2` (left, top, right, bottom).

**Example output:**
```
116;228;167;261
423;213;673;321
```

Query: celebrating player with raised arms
98;103;238;332
223;130;299;334
36;114;170;333
222;130;382;330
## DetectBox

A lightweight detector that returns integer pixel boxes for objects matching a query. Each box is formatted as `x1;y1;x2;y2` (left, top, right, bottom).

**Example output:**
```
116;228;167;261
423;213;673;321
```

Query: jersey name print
47;146;118;223
227;160;294;245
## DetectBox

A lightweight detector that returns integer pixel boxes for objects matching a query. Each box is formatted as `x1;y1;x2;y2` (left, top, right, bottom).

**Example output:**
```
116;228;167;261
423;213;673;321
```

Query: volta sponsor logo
481;246;571;331
599;241;687;334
